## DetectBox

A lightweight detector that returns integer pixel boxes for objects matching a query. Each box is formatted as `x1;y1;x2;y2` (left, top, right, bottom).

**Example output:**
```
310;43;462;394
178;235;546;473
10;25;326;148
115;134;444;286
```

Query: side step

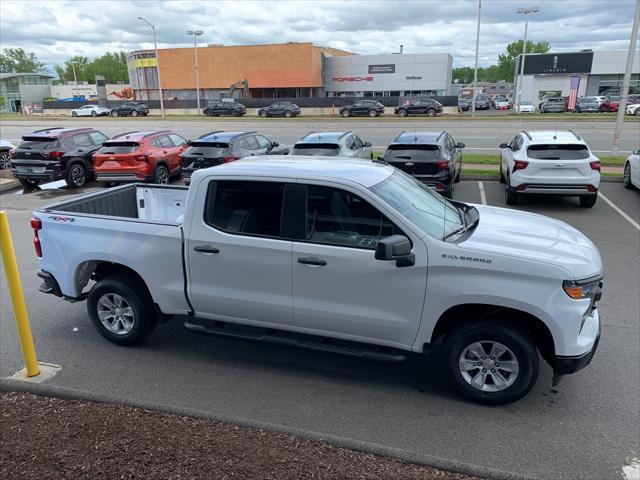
183;319;406;363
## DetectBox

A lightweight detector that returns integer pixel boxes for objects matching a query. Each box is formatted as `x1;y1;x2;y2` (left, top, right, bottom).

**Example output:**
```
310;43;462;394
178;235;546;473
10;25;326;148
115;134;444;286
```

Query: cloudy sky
0;0;637;73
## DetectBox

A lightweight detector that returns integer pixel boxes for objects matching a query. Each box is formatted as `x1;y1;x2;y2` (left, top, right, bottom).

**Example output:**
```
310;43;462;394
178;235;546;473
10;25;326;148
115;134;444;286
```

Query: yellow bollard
0;211;40;377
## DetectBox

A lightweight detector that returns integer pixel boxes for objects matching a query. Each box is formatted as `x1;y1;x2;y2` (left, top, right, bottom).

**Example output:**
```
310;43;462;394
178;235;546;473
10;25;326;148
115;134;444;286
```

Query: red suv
93;131;188;185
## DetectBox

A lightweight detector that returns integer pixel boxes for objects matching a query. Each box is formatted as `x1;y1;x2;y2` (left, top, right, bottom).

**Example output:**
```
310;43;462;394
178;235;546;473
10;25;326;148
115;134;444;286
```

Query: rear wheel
623;162;634;189
260;110;268;118
65;162;87;188
426;108;437;117
91;111;97;117
398;109;408;117
111;110;119;117
87;273;157;345
72;111;78;117
131;110;138;117
635;109;640;117
342;109;350;117
505;177;518;205
579;194;597;208
284;110;293;118
443;321;539;405
154;165;169;184
0;151;10;169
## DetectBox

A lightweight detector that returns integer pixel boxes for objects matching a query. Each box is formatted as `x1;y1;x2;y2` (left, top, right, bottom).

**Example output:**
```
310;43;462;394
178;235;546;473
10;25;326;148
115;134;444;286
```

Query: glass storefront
598;74;640;95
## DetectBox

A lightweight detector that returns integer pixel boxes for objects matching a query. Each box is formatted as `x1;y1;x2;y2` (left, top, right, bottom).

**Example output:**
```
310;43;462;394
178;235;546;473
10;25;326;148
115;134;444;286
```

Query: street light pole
516;7;539;113
138;16;165;118
471;0;482;119
71;62;78;84
187;30;203;113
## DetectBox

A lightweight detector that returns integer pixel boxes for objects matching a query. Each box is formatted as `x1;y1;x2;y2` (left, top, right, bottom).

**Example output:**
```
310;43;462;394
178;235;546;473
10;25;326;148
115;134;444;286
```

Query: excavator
226;79;249;99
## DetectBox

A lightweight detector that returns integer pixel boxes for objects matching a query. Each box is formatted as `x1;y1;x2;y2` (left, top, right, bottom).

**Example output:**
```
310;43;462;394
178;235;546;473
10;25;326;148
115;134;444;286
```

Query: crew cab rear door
186;179;293;325
290;182;427;346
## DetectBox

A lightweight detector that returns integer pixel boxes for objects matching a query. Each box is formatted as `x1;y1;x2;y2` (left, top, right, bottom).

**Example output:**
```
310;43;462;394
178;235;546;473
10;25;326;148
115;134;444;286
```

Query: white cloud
0;0;637;73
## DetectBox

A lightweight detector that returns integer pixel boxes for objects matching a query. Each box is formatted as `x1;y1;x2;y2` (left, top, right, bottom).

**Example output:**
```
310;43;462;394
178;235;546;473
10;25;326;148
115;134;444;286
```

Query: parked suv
540;97;567;113
474;95;491;110
203;100;246;117
10;127;108;188
499;130;600;207
574;97;600;113
111;102;150;117
291;132;373;159
339;100;384;117
258;102;301;118
93;131;188;185
381;131;464;198
395;98;443;117
181;131;289;185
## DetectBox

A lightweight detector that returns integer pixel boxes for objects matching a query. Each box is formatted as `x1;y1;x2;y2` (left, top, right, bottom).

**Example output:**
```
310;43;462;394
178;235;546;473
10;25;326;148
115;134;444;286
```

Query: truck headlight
562;280;597;299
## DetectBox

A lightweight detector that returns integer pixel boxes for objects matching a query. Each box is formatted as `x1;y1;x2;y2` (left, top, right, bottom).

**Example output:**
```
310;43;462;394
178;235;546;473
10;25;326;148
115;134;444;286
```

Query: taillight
46;151;65;158
434;182;445;190
134;154;149;163
586;184;597;193
590;161;601;171
223;155;240;163
513;160;529;172
436;160;450;170
30;218;42;257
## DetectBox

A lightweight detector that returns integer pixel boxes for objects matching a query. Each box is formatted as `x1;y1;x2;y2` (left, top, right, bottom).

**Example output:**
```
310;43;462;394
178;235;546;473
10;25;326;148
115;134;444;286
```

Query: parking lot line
598;191;640;230
478;181;487;205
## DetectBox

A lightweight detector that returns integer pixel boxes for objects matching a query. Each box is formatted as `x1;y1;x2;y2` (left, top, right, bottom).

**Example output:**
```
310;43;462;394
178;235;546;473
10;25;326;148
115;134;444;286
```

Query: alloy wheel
0;152;10;169
70;165;86;186
97;293;135;335
458;340;520;392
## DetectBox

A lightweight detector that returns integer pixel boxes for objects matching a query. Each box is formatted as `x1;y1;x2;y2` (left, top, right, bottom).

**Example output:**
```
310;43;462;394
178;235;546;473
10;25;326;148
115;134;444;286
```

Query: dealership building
127;43;453;100
514;50;640;102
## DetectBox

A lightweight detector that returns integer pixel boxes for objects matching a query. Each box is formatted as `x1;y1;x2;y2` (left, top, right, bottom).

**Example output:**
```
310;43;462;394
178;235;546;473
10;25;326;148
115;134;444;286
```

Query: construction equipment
227;79;249;99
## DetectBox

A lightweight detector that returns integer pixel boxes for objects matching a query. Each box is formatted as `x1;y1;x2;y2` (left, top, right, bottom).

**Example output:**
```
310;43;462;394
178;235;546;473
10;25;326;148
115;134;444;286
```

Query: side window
510;136;520;151
89;131;108;145
304;185;402;249
353;135;364;149
73;133;94;147
169;134;186;146
254;135;272;150
151;137;162;147
446;136;455;151
345;136;356;150
244;135;260;150
204;181;285;238
158;135;173;148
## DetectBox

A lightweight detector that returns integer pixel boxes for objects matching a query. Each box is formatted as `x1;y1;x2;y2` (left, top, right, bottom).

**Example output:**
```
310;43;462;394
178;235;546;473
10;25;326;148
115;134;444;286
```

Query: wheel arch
428;303;556;366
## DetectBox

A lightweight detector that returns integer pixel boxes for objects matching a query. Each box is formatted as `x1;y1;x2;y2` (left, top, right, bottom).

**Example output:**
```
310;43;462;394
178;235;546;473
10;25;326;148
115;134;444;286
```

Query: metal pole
613;0;639;155
139;17;165;118
71;63;77;84
194;35;201;112
517;19;529;113
471;0;481;118
0;211;40;377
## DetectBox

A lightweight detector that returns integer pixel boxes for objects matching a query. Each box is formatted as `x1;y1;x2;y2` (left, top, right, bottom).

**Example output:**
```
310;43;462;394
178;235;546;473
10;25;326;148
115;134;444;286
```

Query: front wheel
579;194;597;208
259;110;268;118
131;110;138;117
72;111;78;117
91;111;97;117
426;108;437;117
0;151;10;169
154;165;169;184
205;110;213;117
87;274;157;345
342;109;350;117
111;110;119;117
397;109;408;117
368;109;377;117
623;162;634;189
505;180;519;205
499;166;506;184
284;110;293;118
443;321;539;405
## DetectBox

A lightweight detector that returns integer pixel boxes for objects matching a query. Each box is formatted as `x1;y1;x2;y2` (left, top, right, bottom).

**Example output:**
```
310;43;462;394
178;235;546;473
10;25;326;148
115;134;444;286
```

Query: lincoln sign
517;52;594;75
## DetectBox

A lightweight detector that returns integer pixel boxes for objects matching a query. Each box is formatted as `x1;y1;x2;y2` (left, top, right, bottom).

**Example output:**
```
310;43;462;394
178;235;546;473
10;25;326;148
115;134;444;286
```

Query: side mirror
364;141;372;148
377;155;386;161
186;140;191;145
499;143;510;149
375;235;415;267
457;142;465;149
272;141;279;147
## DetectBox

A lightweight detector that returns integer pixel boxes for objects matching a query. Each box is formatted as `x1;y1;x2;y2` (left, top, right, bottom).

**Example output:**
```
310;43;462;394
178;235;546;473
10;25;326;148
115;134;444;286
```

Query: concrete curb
0;179;20;192
0;378;538;480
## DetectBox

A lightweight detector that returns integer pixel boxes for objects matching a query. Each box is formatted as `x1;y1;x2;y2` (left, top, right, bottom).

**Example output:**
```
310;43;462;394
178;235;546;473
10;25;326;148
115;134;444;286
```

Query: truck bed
39;184;188;224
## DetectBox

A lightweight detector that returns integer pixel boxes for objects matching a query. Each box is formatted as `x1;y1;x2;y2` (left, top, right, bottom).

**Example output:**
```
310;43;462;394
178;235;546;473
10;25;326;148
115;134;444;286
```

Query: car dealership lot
0;175;638;479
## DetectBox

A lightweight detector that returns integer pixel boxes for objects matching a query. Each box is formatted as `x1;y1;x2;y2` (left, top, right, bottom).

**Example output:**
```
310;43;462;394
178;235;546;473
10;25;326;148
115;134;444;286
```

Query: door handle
194;245;220;254
297;257;327;266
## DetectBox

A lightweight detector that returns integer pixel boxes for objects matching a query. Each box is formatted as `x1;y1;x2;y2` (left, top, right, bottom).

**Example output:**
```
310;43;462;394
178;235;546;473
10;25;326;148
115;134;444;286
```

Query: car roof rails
198;130;225;139
112;131;140;139
522;131;532;141
568;129;582;140
142;130;170;139
32;127;65;133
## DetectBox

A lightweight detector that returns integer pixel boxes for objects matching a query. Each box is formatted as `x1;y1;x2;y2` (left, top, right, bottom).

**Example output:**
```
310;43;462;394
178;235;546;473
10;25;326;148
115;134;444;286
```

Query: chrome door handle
194;245;219;254
297;257;326;266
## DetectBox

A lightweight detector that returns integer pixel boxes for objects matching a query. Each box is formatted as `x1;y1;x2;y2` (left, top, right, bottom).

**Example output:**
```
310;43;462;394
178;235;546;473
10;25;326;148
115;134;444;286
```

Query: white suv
499;131;601;208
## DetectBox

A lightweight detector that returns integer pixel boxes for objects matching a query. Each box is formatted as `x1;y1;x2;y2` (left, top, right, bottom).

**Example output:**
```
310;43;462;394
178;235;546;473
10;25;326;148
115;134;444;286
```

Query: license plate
17;166;45;174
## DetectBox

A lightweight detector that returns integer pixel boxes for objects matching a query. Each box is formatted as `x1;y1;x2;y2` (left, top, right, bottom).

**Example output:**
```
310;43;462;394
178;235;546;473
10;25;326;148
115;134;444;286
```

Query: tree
55;51;128;84
496;40;550;82
0;48;46;73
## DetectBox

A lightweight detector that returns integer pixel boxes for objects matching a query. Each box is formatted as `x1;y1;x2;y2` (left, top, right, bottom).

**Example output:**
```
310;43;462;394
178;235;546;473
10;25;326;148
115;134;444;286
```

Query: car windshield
291;143;340;156
521;101;533;105
370;170;463;239
526;144;590;160
386;145;441;161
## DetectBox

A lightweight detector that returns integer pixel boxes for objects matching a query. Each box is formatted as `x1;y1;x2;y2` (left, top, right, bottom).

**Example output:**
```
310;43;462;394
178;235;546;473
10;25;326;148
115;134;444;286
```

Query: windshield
370;170;463;239
527;144;590;160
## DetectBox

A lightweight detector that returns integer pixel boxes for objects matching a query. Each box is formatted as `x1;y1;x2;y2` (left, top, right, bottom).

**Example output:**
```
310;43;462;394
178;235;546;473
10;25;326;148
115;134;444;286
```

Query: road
1;177;638;480
1;117;638;154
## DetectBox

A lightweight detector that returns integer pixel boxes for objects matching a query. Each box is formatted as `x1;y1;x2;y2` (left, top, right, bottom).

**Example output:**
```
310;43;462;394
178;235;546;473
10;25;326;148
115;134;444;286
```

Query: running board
183;319;406;363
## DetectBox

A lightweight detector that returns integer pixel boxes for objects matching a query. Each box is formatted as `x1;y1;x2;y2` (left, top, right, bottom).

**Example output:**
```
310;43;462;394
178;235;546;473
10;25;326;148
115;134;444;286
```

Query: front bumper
554;321;600;375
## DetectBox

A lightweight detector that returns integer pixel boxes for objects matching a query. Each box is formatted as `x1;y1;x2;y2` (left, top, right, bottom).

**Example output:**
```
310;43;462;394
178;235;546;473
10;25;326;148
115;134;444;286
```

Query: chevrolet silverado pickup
33;157;602;404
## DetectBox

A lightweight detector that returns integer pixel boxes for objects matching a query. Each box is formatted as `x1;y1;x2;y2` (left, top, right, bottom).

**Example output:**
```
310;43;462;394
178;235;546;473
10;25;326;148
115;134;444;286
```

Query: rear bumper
96;173;152;183
37;270;62;297
11;167;63;181
514;184;598;195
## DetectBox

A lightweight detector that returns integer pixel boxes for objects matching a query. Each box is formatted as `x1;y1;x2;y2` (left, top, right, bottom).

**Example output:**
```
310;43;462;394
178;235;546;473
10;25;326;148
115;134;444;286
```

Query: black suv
181;131;289;184
381;131;464;198
111;102;150;117
258;102;301;118
339;100;385;117
394;98;443;117
203;100;246;117
10;127;108;188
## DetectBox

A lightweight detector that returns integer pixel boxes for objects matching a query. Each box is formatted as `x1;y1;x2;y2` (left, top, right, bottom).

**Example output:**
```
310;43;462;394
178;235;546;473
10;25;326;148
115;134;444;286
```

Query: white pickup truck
33;157;602;404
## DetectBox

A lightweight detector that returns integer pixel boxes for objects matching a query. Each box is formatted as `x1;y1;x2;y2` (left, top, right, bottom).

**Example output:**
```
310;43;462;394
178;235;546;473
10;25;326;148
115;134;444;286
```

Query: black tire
623;162;634;189
91;111;97;117
426;108;437;117
635;109;640;117
454;168;461;183
443;321;539;405
154;165;169;184
499;166;506;184
397;109;408;117
131;110;138;117
205;110;213;117
65;162;87;188
505;178;518;205
72;111;78;117
368;109;377;117
18;178;40;187
229;110;237;117
579;194;597;208
0;151;10;169
260;110;268;118
111;110;119;117
284;110;293;118
342;109;350;117
87;273;157;346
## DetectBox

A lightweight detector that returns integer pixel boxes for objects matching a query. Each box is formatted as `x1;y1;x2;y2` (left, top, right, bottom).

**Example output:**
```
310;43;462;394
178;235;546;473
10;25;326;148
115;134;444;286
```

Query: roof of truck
191;155;394;188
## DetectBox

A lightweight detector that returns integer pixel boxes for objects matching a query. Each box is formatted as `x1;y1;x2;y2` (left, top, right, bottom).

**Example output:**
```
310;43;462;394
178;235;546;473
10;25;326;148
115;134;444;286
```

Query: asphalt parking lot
1;172;638;479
